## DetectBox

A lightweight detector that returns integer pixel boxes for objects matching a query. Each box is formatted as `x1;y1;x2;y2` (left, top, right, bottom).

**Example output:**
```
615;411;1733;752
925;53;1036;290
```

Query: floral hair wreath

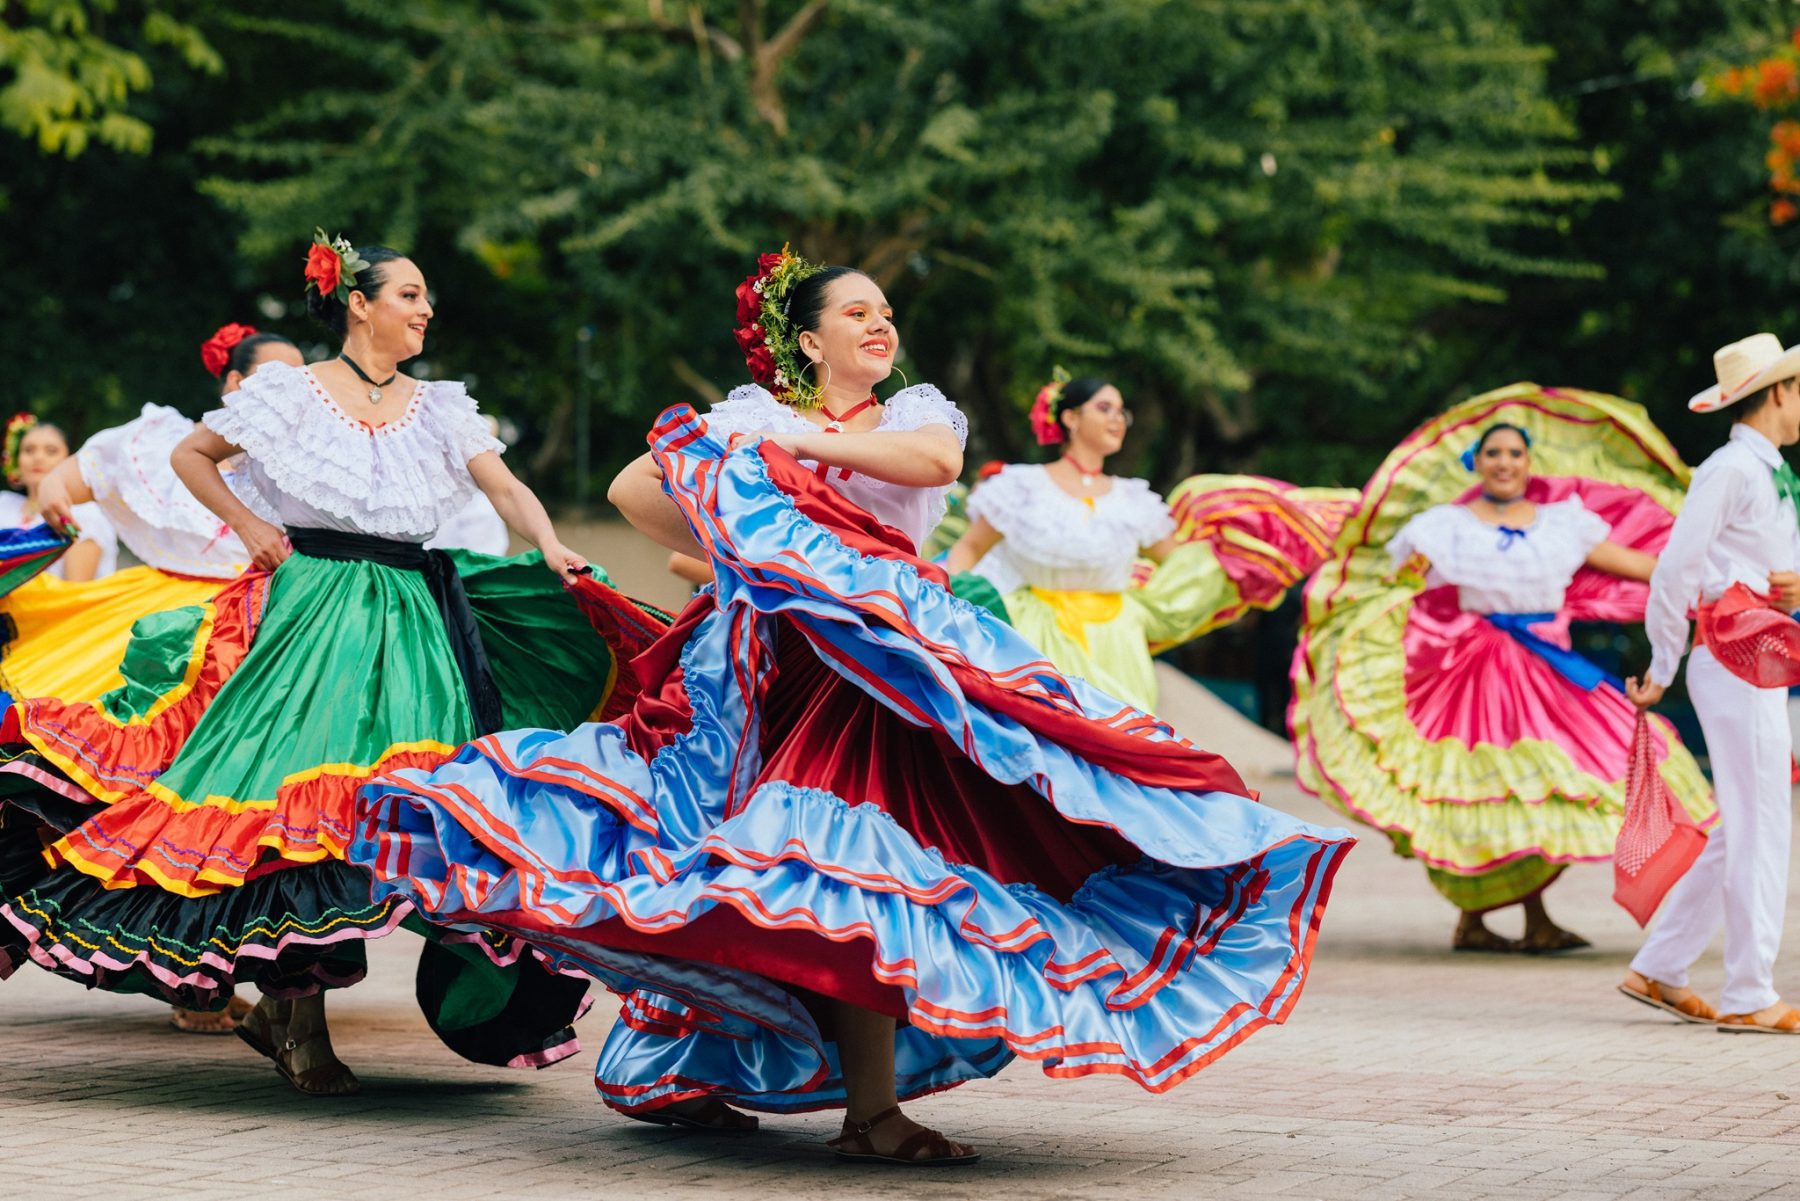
734;244;826;410
303;227;372;306
3;412;38;486
1028;365;1074;446
200;323;259;379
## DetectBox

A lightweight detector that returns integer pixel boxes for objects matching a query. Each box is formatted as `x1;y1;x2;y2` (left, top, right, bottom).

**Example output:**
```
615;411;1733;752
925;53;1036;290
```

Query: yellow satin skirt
0;566;226;703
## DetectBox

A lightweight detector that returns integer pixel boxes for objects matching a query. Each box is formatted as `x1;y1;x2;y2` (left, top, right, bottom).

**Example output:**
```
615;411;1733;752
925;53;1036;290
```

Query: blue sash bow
1485;612;1619;692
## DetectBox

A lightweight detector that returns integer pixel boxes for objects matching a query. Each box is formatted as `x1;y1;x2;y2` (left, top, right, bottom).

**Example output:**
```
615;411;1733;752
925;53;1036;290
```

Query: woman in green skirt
0;231;619;1096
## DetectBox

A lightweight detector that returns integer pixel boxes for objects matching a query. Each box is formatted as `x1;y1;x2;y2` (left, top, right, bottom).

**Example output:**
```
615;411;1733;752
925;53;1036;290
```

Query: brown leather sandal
829;1105;981;1167
1717;1004;1800;1034
625;1097;759;1135
1617;977;1718;1024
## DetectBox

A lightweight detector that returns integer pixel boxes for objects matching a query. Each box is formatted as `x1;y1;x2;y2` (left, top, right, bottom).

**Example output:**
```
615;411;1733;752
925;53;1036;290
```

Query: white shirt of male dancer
1626;353;1800;1030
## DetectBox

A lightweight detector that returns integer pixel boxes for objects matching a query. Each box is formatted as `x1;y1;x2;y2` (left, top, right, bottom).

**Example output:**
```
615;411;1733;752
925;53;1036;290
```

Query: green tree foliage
4;0;1778;502
1469;0;1795;467
181;0;1610;489
0;0;220;156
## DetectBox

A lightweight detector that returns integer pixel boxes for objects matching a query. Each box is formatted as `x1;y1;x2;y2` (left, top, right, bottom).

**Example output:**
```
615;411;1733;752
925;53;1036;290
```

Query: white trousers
1631;648;1793;1015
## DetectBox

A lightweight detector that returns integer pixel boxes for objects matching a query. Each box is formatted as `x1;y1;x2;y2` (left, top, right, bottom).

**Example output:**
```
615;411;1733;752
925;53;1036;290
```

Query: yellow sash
1027;587;1124;651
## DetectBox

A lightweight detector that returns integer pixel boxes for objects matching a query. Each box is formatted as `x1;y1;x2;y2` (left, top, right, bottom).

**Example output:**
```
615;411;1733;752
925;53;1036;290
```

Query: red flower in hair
200;322;258;378
756;251;786;273
745;345;778;386
735;276;762;325
1029;382;1066;446
304;242;342;298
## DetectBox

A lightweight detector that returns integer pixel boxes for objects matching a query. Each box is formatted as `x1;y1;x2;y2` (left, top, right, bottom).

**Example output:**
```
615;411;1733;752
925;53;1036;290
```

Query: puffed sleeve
1387;505;1455;569
429;382;505;464
705;384;800;440
965;465;1034;538
1552;495;1611;557
882;384;969;448
1117;478;1176;547
201;360;313;459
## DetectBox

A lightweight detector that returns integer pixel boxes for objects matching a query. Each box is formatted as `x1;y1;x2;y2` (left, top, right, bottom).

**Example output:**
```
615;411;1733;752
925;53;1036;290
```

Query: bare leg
832;1001;976;1160
1520;894;1590;953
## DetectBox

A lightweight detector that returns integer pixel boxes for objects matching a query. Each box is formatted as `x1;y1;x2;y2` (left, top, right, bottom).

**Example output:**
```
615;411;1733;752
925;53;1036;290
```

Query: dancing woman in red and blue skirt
352;248;1355;1164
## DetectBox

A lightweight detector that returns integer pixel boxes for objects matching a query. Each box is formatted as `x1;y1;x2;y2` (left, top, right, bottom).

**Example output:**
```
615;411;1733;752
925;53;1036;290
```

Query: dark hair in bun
1056;377;1112;428
226;332;296;378
306;246;407;337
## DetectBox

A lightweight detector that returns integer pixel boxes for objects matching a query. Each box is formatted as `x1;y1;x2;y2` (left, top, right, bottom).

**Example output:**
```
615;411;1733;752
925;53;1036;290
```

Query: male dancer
1621;332;1800;1033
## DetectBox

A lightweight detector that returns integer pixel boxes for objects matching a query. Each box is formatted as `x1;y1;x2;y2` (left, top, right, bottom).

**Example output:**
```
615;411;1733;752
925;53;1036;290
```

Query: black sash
285;527;505;735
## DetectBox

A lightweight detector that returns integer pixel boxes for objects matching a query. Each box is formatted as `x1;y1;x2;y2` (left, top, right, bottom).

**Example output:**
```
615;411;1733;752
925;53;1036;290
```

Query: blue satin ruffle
351;405;1354;1110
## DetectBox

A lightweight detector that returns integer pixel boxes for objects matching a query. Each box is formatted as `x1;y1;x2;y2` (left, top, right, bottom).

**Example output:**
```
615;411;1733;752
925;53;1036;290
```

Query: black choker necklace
340;353;397;404
1480;490;1522;508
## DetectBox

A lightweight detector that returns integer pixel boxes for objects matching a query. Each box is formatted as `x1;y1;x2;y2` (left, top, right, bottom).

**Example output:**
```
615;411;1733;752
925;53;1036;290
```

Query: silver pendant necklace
340;353;397;404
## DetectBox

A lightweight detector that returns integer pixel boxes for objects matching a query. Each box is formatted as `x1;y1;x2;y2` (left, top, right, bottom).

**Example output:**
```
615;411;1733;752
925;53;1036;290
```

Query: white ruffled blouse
203;361;503;542
702;383;968;553
1387;498;1610;615
965;464;1176;594
0;491;118;580
76;403;273;578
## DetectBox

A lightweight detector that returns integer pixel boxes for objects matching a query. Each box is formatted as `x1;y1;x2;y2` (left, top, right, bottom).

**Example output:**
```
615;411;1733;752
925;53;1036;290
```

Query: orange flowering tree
1712;30;1800;225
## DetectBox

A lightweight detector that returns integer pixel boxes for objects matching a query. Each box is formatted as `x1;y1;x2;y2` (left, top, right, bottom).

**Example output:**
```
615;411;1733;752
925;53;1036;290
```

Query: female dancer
0;415;116;581
353;248;1353;1163
1290;387;1715;952
27;323;301;1034
0;231;619;1095
945;376;1352;710
0;328;293;711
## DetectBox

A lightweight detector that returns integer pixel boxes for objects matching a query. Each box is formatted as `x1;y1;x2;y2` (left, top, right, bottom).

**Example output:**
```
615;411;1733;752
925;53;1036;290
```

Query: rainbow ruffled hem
0;549;631;1066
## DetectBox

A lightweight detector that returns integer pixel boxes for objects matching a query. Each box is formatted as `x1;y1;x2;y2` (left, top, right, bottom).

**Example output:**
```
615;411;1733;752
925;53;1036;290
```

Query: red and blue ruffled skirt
352;406;1356;1112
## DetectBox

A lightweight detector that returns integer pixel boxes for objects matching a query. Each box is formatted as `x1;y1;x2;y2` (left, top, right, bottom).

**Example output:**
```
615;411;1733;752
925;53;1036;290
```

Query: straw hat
1688;333;1800;412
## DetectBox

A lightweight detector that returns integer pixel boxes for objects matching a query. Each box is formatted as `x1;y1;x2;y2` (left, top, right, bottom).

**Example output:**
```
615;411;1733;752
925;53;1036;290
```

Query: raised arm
1584;540;1657;583
33;457;95;529
171;424;290;570
768;425;962;488
607;452;704;558
467;450;586;576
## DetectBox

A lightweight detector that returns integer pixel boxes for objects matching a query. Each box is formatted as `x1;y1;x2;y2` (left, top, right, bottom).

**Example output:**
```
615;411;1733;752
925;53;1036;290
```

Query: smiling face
796;272;897;397
15;426;70;489
1062;384;1130;461
347;257;433;363
1474;427;1531;500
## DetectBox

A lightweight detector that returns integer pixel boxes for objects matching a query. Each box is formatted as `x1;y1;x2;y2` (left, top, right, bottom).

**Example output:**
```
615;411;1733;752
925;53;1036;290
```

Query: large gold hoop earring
888;363;908;392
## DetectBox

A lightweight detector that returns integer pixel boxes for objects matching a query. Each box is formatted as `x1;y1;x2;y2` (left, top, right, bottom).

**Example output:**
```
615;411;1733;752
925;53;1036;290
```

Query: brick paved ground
3;781;1796;1201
